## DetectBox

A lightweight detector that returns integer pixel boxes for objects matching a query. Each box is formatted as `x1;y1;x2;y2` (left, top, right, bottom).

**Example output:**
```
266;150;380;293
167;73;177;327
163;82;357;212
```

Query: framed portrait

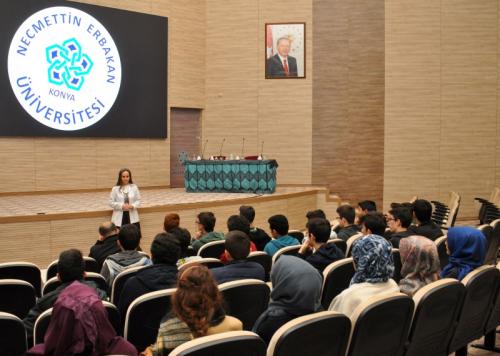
265;22;305;79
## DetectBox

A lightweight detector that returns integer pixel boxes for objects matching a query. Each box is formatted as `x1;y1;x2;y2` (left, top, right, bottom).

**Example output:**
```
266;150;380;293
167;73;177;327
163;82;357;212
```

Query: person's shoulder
222;315;243;331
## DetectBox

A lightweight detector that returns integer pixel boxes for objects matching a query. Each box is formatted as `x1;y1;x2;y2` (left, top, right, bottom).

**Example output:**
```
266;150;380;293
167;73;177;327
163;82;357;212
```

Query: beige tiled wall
385;0;500;217
204;0;313;185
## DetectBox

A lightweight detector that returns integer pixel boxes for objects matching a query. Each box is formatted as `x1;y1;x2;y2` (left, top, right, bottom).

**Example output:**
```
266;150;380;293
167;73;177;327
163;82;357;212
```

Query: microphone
201;139;208;159
241;137;245;158
259;141;264;159
218;138;226;157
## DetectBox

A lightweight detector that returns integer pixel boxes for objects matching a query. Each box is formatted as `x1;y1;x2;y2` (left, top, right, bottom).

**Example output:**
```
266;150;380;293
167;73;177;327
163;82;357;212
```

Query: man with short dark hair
264;215;299;256
408;199;444;241
118;232;180;320
223;215;257;261
211;231;265;284
336;205;360;242
239;205;271;251
386;207;413;248
100;224;151;287
359;212;387;236
306;209;326;220
23;249;107;341
298;218;344;272
89;221;121;270
191;211;225;252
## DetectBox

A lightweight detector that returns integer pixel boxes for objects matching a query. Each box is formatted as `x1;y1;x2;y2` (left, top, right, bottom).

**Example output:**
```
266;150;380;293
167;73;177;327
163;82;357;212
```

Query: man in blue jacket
263;215;300;256
211;231;265;284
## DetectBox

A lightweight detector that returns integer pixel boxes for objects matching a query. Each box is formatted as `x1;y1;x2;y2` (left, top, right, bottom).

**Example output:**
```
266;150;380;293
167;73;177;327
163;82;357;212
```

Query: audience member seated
169;226;201;268
23;249;107;343
211;231;265;284
306;209;327;220
164;213;181;232
263;215;300;257
359;212;387;236
143;265;242;355
386;207;413;248
306;209;336;239
240;205;271;251
89;221;121;270
408;199;444;241
191;212;225;252
252;255;322;345
336;205;361;242
297;218;344;272
118;232;180;320
328;235;398;318
398;235;440;296
440;226;487;281
100;224;151;287
220;215;257;263
355;200;377;225
26;281;136;356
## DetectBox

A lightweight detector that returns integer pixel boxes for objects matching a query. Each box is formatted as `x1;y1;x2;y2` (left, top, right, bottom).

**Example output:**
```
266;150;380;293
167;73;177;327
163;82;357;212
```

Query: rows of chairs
157;266;500;356
431;191;460;229
1;222;499;354
476;187;500;224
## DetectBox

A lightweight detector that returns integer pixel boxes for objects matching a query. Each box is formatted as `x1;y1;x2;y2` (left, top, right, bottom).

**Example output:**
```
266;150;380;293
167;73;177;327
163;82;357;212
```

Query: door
170;108;201;188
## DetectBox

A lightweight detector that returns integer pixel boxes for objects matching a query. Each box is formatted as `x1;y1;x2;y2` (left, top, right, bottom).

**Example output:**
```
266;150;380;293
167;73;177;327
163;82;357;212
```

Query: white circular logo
8;6;122;131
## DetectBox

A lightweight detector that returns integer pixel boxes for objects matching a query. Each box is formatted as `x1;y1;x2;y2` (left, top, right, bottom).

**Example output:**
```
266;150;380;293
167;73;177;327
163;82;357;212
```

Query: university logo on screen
7;6;122;131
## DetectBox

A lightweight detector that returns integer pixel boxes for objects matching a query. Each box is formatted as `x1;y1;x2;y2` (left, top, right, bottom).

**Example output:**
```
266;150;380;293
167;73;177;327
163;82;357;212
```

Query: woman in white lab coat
109;168;141;232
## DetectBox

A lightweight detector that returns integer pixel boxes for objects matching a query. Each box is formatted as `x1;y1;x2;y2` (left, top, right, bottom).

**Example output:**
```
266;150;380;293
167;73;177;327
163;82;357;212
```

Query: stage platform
0;186;339;267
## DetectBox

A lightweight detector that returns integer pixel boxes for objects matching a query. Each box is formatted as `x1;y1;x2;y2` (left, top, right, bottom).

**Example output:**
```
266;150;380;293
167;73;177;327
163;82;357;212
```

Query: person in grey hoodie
100;224;151;288
191;211;225;252
263;215;300;257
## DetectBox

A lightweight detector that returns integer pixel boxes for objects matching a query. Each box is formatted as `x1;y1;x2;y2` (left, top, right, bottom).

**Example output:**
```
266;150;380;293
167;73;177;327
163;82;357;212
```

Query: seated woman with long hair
252;255;323;345
328;234;399;317
399;235;440;296
441;226;487;281
143;265;242;355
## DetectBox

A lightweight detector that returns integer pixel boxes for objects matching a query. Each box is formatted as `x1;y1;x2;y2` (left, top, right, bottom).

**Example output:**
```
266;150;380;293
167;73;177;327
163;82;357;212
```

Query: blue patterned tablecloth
184;160;278;194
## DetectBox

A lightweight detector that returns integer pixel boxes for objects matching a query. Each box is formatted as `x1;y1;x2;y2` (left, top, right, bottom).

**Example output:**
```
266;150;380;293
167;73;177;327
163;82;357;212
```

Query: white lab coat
109;184;141;226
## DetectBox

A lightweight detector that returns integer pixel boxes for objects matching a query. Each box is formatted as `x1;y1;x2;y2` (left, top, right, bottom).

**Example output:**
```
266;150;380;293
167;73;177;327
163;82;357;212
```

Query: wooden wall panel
313;0;385;206
204;0;312;184
0;138;36;192
0;222;52;267
204;0;259;160
258;0;313;184
385;0;499;217
384;0;441;208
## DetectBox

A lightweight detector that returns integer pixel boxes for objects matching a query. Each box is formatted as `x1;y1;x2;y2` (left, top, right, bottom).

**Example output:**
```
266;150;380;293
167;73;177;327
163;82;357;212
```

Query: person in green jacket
191;211;225;252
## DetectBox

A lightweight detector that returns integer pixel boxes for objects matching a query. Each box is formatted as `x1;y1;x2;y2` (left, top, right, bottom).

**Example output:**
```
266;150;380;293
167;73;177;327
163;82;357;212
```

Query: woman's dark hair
172;266;223;337
116;168;133;186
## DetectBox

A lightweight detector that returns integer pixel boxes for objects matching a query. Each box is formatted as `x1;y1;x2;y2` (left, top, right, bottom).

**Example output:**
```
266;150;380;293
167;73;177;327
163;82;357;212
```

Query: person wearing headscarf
26;281;137;356
399;235;440;296
329;234;399;318
252;255;323;344
441;226;487;281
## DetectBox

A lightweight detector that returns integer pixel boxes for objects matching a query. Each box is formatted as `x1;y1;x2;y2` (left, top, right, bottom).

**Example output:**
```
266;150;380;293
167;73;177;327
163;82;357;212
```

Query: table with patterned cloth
183;159;278;194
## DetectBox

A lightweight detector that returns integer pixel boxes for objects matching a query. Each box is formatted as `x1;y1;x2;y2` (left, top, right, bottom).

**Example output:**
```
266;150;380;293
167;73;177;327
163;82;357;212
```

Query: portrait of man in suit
265;23;305;79
266;37;298;77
